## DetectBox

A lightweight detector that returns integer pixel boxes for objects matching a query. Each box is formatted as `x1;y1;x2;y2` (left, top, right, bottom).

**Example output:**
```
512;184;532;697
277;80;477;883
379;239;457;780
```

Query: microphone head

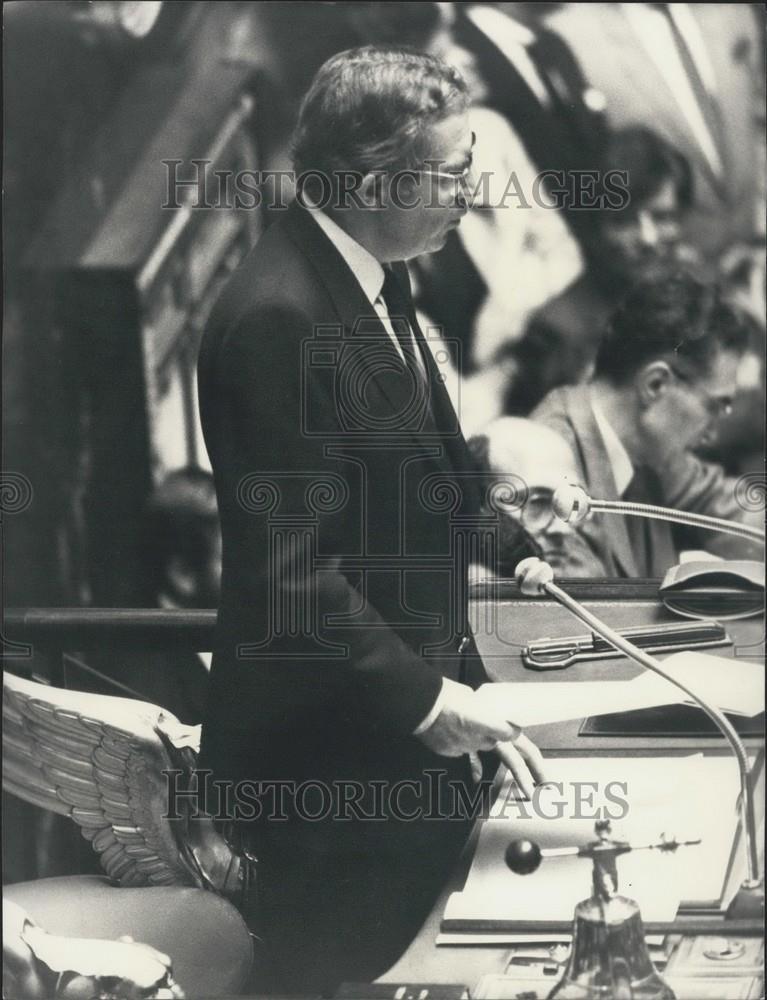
515;556;555;596
552;482;591;524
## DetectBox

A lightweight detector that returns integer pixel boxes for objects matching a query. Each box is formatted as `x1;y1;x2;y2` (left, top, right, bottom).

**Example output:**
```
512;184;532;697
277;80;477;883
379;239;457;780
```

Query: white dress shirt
308;206;446;733
308;207;425;374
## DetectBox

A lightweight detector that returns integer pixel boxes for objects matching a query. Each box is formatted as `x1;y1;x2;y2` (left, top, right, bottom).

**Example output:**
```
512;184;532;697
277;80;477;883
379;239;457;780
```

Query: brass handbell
505;821;701;999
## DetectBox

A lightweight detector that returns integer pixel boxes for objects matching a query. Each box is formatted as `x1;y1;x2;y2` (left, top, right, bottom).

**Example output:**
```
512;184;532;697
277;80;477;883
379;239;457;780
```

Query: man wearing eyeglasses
197;46;544;993
533;272;762;578
468;417;607;579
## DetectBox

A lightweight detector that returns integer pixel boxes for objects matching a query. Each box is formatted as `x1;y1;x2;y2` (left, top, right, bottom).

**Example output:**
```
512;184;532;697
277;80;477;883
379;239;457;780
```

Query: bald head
478;417;579;490
468;418;606;575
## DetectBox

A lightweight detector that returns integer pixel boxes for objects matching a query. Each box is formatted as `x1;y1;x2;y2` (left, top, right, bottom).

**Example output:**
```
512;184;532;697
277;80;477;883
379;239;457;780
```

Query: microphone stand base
725;881;764;920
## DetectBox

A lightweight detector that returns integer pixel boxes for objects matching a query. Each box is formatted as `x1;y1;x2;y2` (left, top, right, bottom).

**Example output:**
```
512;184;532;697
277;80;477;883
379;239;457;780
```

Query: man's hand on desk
415;678;547;798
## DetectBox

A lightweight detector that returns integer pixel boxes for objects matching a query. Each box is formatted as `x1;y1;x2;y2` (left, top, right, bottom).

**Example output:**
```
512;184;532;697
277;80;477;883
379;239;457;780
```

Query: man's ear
637;360;673;408
165;556;197;601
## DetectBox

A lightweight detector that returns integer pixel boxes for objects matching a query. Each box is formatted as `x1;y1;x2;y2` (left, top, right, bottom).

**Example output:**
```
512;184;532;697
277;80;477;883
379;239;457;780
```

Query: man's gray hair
291;45;468;192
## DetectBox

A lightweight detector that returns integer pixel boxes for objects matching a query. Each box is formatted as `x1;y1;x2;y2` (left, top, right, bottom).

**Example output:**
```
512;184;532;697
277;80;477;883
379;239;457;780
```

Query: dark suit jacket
196;201;500;989
549;2;763;263
455;6;608;182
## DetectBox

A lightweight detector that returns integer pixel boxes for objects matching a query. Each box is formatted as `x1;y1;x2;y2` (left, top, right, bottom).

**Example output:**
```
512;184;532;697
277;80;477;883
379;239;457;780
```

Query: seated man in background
532;273;763;578
506;126;695;414
468;417;606;579
79;467;220;724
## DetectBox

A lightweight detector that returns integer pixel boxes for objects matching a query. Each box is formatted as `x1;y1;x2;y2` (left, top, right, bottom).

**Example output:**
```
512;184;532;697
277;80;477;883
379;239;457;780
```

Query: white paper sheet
644;651;765;717
443;754;741;927
474;653;764;728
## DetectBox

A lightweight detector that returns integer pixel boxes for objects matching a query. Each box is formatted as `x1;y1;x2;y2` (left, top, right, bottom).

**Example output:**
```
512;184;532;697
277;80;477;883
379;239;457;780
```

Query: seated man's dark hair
594;271;750;384
599;125;693;215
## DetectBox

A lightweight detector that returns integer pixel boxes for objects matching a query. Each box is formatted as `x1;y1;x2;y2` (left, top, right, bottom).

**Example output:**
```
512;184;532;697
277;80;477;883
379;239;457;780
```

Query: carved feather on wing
2;673;235;894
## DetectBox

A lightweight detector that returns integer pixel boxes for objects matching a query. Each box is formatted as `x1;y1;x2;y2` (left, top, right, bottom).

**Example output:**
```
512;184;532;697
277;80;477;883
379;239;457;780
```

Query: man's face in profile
640;349;739;460
489;431;605;576
382;112;474;261
599;178;683;283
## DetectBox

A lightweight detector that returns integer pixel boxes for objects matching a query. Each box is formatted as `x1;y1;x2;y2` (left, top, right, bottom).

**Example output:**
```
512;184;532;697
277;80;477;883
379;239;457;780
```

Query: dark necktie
526;27;572;113
380;266;426;381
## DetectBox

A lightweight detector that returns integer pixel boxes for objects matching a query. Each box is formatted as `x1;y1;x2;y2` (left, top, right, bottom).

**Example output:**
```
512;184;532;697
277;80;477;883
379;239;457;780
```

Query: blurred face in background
599;178;684;283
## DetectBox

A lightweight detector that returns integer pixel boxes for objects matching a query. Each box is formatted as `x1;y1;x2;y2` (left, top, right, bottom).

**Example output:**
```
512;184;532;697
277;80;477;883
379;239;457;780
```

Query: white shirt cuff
412;678;446;735
412;677;470;735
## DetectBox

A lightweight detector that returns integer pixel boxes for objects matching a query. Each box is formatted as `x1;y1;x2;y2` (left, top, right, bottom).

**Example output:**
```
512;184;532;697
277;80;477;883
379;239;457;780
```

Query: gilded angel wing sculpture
3;672;247;901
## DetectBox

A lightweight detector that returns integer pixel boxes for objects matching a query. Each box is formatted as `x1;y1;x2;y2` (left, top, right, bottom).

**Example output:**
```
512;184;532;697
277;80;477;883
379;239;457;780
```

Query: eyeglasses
416;166;474;193
519;488;560;535
668;363;734;419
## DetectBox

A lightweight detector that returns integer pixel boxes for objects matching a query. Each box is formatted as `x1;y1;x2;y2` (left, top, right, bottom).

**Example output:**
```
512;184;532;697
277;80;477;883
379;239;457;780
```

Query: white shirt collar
590;387;635;497
468;5;536;47
465;6;550;108
308;206;385;307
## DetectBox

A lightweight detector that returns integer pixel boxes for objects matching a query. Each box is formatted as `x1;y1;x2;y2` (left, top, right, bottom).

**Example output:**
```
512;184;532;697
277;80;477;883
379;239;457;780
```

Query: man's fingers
513;733;548;786
468;751;483;784
478;718;518;749
493;741;536;800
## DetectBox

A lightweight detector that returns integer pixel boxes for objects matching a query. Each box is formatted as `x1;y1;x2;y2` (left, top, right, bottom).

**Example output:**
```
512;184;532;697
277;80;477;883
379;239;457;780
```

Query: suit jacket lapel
282;202;458;479
566;386;639;578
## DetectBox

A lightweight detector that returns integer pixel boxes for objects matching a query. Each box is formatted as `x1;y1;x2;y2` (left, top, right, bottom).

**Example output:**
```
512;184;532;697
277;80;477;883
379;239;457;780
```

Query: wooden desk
381;583;764;993
469;581;764;752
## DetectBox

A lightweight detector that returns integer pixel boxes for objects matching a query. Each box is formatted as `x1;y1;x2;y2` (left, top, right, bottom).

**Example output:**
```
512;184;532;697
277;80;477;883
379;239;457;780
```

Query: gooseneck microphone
552;482;765;542
514;556;763;917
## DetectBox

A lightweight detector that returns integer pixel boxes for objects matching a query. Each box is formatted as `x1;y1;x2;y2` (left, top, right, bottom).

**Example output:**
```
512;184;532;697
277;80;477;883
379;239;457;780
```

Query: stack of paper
472;653;764;729
443;754;742;928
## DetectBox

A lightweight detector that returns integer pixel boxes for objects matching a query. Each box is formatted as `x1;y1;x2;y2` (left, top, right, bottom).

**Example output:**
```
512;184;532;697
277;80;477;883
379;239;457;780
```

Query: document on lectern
475;653;764;728
443;754;742;928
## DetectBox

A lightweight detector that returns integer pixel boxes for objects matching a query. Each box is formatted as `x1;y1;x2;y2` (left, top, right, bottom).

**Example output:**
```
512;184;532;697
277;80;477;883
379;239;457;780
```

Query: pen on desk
522;620;730;670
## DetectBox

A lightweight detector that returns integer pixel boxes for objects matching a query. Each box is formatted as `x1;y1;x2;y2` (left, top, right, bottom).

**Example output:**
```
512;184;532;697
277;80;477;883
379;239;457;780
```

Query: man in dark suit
197;47;544;993
454;3;608;204
548;2;764;268
532;273;761;577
